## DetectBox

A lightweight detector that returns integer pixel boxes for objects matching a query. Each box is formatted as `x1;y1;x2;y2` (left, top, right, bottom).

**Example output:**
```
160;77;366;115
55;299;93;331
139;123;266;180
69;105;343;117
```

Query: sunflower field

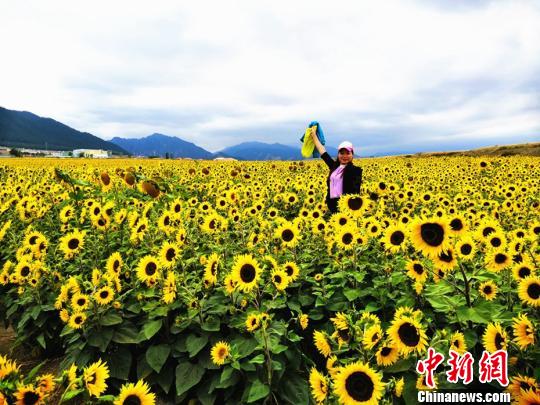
0;156;539;404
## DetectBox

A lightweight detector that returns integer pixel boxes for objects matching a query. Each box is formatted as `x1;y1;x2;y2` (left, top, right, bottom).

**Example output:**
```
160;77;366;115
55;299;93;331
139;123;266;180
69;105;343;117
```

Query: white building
73;149;111;158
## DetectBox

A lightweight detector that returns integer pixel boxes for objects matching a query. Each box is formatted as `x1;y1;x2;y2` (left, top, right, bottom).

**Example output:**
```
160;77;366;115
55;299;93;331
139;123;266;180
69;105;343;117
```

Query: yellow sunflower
405;260;428;283
507;375;539;399
482;322;508;353
271;269;290;291
335;226;358;251
106;252;123;275
14;384;43;405
114;380;156;405
59;229;86;259
410;216;450;258
517;388;540;404
484;249;511;272
478;280;497;301
512;314;535;349
338;194;366;217
94;286;114;306
68;312;87;329
333;361;385;405
83;359;109;397
210;341;230;366
388;315;428;355
313;330;332;358
136;256;161;284
376;343;400;366
274;222;300;247
71;293;90;311
449;331;467;355
246;314;261;332
282;261;300;282
231;254;261;293
518;277;540;307
159;242;180;268
309;368;328;404
382;223;408;253
203;253;219;286
362;324;383;350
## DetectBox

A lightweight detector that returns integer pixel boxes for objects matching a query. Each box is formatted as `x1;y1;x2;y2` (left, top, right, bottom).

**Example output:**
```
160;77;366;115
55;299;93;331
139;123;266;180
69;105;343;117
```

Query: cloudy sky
1;0;539;155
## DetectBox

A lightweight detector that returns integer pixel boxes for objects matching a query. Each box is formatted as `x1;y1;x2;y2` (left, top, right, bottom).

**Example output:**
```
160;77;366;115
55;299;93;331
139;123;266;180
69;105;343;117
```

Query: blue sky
1;0;539;155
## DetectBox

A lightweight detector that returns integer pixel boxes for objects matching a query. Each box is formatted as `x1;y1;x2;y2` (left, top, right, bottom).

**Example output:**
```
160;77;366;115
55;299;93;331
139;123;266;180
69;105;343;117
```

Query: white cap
338;141;354;153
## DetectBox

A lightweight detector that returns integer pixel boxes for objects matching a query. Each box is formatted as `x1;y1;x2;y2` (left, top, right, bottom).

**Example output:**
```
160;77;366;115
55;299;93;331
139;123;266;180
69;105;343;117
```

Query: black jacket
321;152;363;202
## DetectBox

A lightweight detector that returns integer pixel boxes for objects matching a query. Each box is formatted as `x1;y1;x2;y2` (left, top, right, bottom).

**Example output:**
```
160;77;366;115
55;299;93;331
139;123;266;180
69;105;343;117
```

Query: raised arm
310;126;326;155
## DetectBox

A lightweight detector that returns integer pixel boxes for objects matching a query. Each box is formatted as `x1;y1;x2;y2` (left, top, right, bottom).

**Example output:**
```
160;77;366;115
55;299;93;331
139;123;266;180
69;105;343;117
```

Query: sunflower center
29;236;38;244
211;262;217;275
100;290;109;299
348;197;363;210
495;333;505;350
339;218;347;226
21;266;30;277
123;395;142;405
482;227;495;237
490;237;501;247
113;260;120;271
77;298;86;306
344;371;375;402
380;347;392;356
390;231;404;245
68;238;80;249
439;250;454;263
460;244;472;255
483;286;492;294
282;229;294;242
145;262;157;276
23;390;40;405
420;223;444;247
453;340;460;347
413;263;424;275
240;264;256;283
519;382;532;391
274;275;282;284
342;233;353;245
518;267;531;278
209;219;216;229
75;316;83;324
494;254;507;264
527;282;540;299
398;323;420;347
166;248;176;261
450;219;463;231
285;266;294;277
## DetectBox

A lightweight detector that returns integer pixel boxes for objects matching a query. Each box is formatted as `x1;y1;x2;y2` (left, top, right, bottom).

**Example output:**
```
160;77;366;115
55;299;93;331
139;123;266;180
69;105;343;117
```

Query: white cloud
0;0;539;153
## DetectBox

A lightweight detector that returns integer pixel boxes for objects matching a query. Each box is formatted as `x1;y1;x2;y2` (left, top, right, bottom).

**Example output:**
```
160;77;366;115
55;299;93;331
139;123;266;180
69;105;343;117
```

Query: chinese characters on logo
416;348;508;388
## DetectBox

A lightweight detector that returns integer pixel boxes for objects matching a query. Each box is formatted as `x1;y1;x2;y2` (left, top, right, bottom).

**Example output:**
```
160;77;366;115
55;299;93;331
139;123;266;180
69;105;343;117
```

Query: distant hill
0;107;127;154
409;142;540;158
110;133;213;159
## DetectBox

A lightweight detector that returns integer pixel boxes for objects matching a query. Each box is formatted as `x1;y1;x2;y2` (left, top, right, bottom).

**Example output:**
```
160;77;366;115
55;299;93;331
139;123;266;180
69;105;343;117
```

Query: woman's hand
310;125;326;155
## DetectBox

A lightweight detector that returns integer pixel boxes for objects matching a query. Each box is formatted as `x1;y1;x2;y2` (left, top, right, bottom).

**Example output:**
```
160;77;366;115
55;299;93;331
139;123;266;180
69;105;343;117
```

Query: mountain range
0;106;337;160
0;107;127;154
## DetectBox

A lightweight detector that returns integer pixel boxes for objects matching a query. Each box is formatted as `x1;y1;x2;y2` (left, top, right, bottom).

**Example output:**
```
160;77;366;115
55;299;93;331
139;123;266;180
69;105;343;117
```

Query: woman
310;127;363;214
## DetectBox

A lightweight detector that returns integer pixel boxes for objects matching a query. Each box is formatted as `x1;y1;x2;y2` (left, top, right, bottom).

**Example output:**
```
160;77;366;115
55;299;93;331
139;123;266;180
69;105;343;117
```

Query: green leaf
113;324;141;344
146;344;171;373
278;371;309;405
175;362;205;397
201;316;221;332
247;380;270;403
231;336;259;359
62;388;84;401
186;334;208;358
104;346;132;380
250;354;265;364
216;366;240;389
383;358;415;373
36;333;46;350
88;328;114;352
100;312;123;326
142;319;162;340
